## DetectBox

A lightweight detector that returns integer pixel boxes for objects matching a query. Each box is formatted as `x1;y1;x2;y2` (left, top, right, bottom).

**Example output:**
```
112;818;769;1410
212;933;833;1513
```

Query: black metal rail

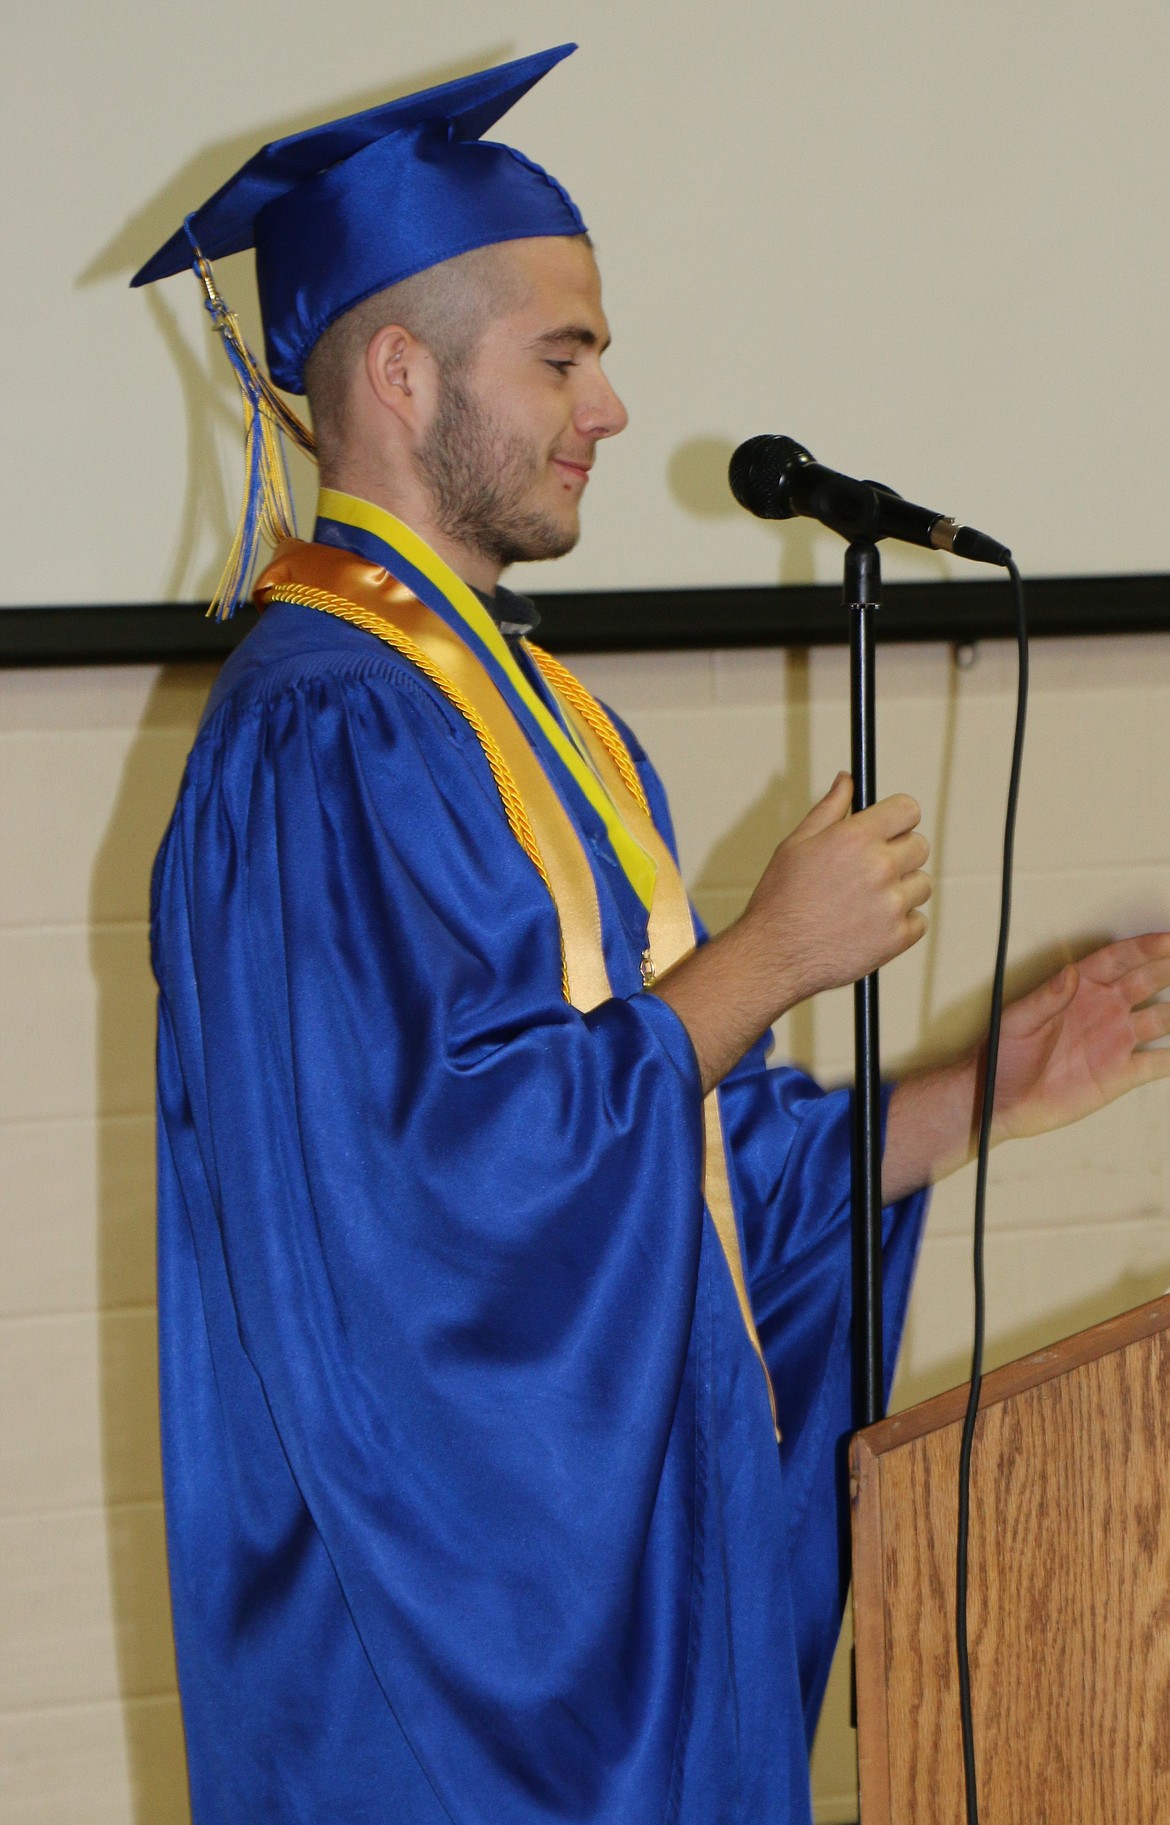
1;572;1167;665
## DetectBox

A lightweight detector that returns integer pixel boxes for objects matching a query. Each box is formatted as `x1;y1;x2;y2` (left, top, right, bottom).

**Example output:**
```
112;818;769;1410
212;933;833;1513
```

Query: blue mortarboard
132;43;584;393
131;45;585;618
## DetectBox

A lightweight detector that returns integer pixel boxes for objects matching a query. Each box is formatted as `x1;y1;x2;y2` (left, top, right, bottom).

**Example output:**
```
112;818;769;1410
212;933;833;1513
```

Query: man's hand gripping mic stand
726;433;1011;1433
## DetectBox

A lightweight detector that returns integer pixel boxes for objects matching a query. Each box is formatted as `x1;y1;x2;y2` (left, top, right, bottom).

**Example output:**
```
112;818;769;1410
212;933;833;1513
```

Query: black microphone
728;435;1010;567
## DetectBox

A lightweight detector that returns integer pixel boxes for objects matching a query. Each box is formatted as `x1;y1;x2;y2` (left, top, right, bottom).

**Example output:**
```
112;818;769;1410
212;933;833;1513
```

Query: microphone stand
845;540;884;1430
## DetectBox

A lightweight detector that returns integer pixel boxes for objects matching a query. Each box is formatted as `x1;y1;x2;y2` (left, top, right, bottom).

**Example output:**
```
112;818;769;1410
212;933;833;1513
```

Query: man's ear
365;323;434;432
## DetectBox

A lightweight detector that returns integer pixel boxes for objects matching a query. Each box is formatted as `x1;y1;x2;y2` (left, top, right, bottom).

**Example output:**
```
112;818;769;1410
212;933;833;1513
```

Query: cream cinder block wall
3;634;1168;1823
0;667;210;1824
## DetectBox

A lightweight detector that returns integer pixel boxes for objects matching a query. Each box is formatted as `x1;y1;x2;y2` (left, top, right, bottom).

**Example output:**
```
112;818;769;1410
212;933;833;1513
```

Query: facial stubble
413;367;580;570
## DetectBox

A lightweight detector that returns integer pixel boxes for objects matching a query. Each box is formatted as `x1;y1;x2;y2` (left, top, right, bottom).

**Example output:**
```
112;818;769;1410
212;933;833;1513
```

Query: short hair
304;235;591;468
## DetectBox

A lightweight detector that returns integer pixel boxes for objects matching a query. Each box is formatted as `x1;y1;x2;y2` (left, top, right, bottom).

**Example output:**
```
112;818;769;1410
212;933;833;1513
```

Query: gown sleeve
716;1049;927;1733
623;713;930;1736
151;659;712;1820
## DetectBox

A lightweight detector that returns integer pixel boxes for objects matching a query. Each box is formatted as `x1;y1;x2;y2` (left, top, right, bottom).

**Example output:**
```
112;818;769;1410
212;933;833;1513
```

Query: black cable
955;556;1029;1824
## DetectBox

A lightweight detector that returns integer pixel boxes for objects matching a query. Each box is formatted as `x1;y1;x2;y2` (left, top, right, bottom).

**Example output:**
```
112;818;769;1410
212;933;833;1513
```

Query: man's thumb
1049;961;1080;1010
793;772;853;841
1010;961;1080;1039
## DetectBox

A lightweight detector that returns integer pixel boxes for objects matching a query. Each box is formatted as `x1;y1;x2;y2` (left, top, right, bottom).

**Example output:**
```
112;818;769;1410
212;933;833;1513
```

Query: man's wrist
728;902;809;1023
882;1049;984;1201
652;912;800;1094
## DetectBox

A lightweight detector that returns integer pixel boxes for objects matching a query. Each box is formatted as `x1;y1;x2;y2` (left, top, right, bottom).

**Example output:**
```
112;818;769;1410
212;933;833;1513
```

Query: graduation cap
132;44;585;616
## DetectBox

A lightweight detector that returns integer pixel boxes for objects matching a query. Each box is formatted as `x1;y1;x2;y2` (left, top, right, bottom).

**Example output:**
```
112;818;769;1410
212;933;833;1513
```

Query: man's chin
493;513;581;569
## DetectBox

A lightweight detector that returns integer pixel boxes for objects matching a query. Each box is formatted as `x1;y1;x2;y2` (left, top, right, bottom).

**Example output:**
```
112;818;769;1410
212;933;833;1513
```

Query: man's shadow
690;665;817;1070
81;47;513;610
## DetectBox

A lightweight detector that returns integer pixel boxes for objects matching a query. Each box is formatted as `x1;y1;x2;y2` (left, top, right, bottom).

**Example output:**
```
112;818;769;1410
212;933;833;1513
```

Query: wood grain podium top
850;1293;1170;1825
855;1290;1170;1465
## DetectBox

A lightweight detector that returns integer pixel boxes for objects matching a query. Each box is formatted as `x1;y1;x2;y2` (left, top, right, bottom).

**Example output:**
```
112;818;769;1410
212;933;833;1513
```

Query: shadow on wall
90;666;218;1824
666;432;953;588
145;290;241;604
894;1263;1170;1417
79;51;515;607
667;433;823;585
81;50;516;291
689;669;818;1072
682;629;959;1079
887;923;1119;1084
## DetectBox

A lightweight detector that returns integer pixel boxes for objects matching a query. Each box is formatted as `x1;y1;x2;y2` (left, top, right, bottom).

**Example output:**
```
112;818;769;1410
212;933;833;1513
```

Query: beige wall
5;0;1170;604
3;634;1168;1822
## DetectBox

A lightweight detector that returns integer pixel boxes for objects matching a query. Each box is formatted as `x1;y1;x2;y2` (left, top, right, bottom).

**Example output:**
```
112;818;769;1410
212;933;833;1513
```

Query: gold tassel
188;239;318;620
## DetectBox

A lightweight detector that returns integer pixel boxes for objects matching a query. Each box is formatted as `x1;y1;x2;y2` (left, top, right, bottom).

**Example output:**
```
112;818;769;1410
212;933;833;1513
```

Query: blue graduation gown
151;596;926;1824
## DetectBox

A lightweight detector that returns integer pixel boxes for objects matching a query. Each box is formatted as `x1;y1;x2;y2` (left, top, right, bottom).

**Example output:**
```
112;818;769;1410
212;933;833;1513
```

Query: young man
137;46;1170;1825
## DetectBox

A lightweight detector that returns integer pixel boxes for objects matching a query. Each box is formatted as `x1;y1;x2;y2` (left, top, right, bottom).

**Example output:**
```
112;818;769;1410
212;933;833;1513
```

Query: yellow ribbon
317;491;658;913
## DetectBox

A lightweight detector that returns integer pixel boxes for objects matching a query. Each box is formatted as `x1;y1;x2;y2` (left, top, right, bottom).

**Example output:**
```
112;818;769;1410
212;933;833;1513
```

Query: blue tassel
184;221;317;620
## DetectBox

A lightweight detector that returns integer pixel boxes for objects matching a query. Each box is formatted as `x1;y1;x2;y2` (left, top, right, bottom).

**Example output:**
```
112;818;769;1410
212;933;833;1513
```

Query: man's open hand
990;933;1170;1141
884;932;1170;1200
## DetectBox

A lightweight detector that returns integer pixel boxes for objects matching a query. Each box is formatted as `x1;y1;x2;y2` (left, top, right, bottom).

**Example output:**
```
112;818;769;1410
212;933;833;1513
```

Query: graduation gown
151;513;927;1825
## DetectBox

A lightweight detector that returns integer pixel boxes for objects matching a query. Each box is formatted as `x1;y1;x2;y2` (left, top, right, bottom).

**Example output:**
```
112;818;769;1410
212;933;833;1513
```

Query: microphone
728;435;1010;567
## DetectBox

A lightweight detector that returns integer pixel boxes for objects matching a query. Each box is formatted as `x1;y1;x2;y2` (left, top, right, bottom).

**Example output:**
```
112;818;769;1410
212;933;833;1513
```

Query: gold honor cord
316;489;659;914
254;540;778;1435
527;645;653;820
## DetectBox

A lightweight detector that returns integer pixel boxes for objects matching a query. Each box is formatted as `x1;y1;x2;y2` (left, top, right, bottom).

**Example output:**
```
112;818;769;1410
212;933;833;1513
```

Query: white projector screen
4;0;1168;607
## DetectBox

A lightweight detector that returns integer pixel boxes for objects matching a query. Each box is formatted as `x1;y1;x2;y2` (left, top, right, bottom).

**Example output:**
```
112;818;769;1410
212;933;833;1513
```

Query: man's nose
578;372;629;441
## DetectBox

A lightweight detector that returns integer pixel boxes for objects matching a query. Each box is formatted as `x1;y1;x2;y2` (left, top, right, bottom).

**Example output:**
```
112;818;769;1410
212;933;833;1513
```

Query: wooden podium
850;1293;1170;1823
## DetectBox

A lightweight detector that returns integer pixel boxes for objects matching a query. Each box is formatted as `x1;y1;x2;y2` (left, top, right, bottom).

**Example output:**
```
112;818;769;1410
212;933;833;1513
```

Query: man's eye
545;359;576;374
